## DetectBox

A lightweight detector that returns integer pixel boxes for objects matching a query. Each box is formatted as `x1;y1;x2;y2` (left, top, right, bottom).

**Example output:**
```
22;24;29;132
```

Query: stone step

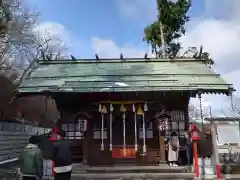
71;172;195;179
114;158;137;164
73;165;189;174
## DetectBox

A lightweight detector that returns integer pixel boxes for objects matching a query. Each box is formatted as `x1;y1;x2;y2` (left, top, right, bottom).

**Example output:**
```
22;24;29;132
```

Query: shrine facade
17;57;234;166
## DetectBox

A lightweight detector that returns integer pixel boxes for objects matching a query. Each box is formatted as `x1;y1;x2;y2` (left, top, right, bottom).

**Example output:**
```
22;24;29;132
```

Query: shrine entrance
111;112;136;158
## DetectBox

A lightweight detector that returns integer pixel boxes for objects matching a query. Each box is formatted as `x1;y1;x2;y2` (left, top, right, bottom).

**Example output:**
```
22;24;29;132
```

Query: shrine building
17;57;234;166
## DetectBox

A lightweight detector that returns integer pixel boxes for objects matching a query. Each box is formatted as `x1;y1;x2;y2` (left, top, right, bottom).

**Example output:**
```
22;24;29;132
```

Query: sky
26;0;240;117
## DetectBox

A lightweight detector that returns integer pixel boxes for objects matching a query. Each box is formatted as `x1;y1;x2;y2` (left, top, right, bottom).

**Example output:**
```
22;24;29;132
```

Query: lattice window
139;120;153;139
62;119;84;139
93;117;108;139
165;110;186;147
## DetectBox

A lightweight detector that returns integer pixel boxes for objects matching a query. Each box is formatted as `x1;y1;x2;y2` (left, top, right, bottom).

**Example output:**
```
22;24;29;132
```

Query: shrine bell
189;124;201;141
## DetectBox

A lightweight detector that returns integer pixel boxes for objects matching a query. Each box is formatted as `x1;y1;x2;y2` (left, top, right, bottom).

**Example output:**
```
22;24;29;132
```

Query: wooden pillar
210;122;222;179
82;119;91;164
159;130;166;162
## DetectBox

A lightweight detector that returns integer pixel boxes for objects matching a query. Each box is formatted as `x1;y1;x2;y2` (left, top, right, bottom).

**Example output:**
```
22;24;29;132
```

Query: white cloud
91;37;148;58
34;22;70;41
181;20;240;72
33;21;85;57
34;22;71;49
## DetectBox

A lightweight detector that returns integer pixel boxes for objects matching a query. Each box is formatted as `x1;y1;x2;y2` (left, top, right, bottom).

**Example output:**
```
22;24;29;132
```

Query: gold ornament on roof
120;104;126;112
137;105;143;115
101;105;108;114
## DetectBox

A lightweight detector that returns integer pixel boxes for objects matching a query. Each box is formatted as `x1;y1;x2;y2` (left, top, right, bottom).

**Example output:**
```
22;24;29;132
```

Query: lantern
77;119;87;133
158;117;169;131
189;124;200;141
156;111;170;131
189;124;201;177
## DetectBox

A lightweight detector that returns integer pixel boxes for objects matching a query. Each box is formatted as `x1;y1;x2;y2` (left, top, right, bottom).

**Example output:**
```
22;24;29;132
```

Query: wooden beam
159;131;166;162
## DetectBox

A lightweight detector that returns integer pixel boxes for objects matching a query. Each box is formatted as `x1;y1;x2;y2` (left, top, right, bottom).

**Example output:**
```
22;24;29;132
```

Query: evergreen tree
144;0;214;66
144;0;190;58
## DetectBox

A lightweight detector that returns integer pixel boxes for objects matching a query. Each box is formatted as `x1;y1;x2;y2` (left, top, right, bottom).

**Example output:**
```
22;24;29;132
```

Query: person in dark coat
184;131;193;166
52;130;72;180
198;133;212;158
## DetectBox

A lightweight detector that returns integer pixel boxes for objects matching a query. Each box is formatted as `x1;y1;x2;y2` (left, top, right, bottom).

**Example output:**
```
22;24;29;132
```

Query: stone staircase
71;164;195;179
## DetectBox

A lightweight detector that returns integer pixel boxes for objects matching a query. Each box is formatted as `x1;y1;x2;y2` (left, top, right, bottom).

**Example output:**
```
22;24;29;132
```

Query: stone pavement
1;161;240;180
0;160;19;180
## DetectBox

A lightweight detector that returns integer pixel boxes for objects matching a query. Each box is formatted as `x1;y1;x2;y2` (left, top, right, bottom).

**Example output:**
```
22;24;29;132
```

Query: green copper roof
18;58;233;94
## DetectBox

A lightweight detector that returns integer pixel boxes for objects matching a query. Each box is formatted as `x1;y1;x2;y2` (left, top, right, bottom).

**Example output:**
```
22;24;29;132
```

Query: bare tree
0;0;66;124
188;104;201;120
232;95;240;115
0;0;68;83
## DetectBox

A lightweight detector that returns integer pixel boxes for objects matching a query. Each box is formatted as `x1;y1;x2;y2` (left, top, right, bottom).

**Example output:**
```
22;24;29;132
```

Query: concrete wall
0;122;51;162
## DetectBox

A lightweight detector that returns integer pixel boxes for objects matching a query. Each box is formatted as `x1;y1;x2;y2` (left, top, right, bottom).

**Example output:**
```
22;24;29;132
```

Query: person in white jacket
168;132;180;166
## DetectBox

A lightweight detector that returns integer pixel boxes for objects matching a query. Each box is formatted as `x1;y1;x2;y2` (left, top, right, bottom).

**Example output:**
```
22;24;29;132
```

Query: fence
0;121;51;162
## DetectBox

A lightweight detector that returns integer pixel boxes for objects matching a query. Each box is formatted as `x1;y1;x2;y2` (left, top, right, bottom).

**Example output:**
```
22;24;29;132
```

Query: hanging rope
132;104;137;151
229;90;234;111
198;91;205;176
109;104;113;151
198;92;204;128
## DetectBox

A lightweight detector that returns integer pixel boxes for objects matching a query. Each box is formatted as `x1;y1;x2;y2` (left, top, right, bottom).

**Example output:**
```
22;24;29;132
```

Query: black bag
171;139;178;151
172;145;178;151
37;135;55;159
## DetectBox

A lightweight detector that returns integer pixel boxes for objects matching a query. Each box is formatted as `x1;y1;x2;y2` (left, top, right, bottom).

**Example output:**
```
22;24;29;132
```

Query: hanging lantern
158;117;169;131
137;105;143;115
78;119;87;133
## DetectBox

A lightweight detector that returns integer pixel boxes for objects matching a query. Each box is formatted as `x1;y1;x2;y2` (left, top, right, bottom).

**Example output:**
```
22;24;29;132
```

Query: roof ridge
37;57;208;65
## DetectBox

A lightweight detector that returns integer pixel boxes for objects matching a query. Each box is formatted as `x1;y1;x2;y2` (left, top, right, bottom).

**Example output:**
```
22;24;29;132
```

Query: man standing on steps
52;130;72;180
